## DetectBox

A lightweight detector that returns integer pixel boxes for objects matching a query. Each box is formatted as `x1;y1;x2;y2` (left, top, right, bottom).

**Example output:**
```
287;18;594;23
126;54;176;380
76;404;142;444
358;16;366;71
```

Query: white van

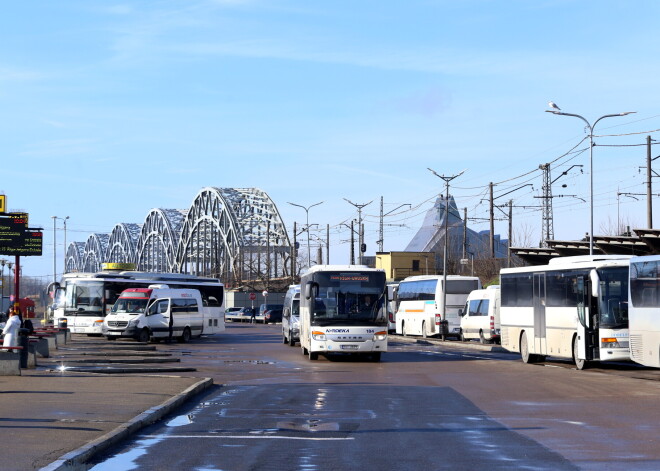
459;285;500;344
103;285;207;343
281;284;300;346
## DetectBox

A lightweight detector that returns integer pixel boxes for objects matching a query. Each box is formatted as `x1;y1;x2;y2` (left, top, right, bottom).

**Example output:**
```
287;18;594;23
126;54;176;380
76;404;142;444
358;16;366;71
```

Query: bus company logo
326;328;350;333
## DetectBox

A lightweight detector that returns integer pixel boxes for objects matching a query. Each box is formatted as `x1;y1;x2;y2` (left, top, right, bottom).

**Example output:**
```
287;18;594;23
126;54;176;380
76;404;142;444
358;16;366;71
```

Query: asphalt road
88;324;660;470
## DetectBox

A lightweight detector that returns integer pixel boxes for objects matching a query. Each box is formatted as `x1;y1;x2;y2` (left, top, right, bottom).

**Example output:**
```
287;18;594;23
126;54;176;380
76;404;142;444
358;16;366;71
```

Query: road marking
141;434;354;441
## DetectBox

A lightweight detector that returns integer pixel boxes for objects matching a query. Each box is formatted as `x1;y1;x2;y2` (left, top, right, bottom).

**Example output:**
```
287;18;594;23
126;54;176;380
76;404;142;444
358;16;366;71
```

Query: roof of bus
399;275;480;282
61;271;223;284
301;265;385;275
501;256;631;274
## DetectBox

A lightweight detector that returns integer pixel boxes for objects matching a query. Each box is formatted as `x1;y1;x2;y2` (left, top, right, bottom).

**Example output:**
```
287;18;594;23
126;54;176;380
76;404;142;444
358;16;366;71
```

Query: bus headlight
373;331;387;341
312;331;326;341
601;337;620;348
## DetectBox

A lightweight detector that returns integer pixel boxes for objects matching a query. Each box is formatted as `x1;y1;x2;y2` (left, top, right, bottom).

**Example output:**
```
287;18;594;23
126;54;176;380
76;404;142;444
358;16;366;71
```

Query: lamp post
288;201;323;267
428;167;465;341
51;216;57;282
546;104;635;255
343;198;373;265
63;216;69;274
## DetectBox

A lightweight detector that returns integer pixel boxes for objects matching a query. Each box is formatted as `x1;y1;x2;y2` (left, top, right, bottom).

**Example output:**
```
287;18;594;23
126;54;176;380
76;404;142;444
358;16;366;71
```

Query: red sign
249;293;256;301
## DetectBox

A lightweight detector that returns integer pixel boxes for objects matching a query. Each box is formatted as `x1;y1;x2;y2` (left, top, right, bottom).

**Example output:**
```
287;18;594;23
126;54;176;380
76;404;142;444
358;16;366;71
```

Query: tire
288;330;296;347
573;335;588;370
178;327;191;344
459;329;466;342
520;332;535;364
479;330;486;344
283;331;288;344
370;352;382;362
302;346;308;357
402;322;407;337
309;351;319;361
421;321;427;339
137;328;150;343
106;336;117;341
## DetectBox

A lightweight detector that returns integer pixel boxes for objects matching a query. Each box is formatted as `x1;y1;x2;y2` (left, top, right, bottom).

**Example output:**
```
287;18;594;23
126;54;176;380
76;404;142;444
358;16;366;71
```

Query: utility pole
350;220;355;264
51;216;57;282
539;163;554;246
508;200;513;268
326;224;330;264
489;182;495;258
428;167;465;341
462;207;467;260
343;198;372;265
648;135;653;228
291;222;297;283
379;196;384;253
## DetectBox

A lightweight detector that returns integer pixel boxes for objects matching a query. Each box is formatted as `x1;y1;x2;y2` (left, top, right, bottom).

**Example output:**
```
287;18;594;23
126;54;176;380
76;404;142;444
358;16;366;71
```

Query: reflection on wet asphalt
90;384;577;470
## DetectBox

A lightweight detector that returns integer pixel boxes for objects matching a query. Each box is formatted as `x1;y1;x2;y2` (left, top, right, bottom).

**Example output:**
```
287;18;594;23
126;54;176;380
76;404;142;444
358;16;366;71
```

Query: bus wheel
137;329;150;343
288;330;296;347
421;322;427;338
301;346;308;356
520;333;535;364
402;322;407;337
479;330;486;344
371;352;381;362
282;331;288;344
309;351;319;361
573;335;588;370
179;327;191;343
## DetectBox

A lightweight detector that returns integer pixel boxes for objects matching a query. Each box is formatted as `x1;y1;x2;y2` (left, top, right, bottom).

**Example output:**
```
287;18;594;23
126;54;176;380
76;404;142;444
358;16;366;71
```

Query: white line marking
141;434;354;441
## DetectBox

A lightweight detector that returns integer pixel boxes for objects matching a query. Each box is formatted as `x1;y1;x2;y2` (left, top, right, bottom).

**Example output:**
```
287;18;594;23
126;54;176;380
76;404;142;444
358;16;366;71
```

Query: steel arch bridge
64;187;293;288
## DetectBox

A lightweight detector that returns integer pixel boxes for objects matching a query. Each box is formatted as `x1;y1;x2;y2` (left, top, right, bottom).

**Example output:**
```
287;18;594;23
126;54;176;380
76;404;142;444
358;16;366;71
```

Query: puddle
89;436;164;470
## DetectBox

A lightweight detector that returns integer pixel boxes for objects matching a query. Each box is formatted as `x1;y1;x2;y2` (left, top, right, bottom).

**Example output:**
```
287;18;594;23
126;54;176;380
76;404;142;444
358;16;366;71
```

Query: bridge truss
64;187;293;288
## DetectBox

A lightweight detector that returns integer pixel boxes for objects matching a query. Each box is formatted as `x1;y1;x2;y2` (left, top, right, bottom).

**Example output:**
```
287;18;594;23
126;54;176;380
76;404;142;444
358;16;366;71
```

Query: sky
3;0;660;282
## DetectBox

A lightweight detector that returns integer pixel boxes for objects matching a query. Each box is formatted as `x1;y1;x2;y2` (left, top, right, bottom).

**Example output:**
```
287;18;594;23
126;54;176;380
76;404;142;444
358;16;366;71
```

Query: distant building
375;251;437;282
405;195;508;262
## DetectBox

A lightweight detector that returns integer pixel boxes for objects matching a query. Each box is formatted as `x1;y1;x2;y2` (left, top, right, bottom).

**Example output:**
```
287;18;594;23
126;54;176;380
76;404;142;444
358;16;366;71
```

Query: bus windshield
64;280;104;315
310;271;386;325
111;298;149;315
597;266;629;329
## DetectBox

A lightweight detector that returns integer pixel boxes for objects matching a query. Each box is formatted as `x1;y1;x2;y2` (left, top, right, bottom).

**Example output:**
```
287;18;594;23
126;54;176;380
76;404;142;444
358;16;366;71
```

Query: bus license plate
341;345;358;350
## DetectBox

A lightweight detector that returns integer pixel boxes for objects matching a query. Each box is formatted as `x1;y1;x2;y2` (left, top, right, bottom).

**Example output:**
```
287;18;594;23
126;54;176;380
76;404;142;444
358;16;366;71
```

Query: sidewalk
0;369;211;470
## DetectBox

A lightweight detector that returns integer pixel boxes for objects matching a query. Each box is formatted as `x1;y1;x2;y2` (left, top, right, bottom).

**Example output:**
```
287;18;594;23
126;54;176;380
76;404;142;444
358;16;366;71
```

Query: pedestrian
2;309;21;352
250;308;256;324
167;311;174;343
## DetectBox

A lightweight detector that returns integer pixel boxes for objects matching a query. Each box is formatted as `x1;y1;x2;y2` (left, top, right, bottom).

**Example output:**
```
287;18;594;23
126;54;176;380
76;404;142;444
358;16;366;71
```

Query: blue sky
3;0;660;280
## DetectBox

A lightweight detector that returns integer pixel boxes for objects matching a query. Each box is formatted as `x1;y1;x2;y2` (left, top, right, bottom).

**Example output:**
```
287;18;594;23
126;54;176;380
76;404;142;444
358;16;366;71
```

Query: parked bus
628;255;660;367
395;275;482;339
47;266;225;336
500;255;630;369
282;284;300;346
386;282;399;333
299;265;387;362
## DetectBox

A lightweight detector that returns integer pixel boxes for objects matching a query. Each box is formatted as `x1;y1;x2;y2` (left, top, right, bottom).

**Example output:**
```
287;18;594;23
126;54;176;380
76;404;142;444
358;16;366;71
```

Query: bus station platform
0;370;212;470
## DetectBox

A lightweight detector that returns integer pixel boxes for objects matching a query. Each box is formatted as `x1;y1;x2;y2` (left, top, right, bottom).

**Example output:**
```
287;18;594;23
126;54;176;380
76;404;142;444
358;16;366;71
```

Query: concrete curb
39;377;213;471
392;334;512;353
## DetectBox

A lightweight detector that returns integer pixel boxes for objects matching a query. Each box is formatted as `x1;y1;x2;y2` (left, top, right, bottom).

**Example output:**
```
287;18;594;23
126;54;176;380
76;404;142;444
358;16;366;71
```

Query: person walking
2;309;21;351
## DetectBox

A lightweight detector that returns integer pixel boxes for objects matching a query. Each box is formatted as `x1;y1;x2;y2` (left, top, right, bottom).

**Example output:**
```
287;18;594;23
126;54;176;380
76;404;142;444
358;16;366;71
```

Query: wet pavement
0;334;212;470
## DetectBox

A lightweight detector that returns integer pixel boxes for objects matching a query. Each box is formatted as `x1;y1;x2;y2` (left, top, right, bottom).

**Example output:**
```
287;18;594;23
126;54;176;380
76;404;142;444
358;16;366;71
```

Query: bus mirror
304;282;319;300
458;308;464;317
589;269;599;298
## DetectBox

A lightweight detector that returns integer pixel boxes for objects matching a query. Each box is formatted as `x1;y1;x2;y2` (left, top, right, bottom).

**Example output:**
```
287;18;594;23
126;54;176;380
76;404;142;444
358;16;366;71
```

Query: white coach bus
395;275;481;339
299;265;388;362
48;264;225;336
500;255;630;369
628;255;660;367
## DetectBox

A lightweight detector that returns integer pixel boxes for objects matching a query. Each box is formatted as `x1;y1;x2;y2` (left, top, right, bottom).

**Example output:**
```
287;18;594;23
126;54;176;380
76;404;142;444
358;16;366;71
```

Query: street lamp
546;104;635;254
288;201;323;267
343;199;373;265
62;216;69;274
428;167;465;341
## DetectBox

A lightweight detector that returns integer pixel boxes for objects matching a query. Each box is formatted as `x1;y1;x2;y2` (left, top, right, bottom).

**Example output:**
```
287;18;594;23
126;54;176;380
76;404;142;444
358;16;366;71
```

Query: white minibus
460;285;500;344
282;284;300;346
103;285;220;342
395;275;482;339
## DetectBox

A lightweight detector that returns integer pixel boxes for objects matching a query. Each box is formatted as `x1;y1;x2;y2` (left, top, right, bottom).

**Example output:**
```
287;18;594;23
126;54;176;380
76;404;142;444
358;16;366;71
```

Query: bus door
576;275;598;361
533;273;547;355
